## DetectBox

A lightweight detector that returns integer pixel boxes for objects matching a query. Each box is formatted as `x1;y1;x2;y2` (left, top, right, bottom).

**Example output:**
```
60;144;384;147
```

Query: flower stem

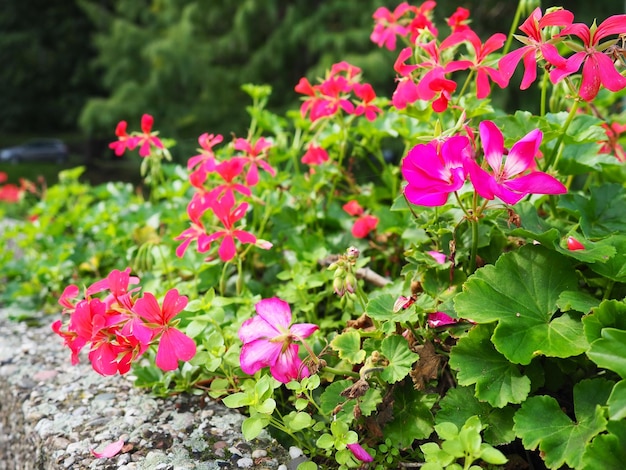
468;216;479;274
321;366;360;379
544;99;580;171
503;0;524;55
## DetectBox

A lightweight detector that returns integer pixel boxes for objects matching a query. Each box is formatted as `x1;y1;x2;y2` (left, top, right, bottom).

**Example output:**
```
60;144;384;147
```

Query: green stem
540;68;549;117
543;99;580;171
219;261;231;296
468;217;479;274
503;0;524;55
321;366;360;379
603;280;615;301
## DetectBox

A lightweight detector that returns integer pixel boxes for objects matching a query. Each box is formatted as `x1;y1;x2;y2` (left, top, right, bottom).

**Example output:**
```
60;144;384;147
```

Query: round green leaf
380;335;419;383
455;245;584;365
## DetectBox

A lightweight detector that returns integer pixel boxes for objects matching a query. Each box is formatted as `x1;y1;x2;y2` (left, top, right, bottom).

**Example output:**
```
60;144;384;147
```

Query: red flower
370;2;413;51
301;144;329;166
567;237;585;251
108;121;139;157
499;7;573;90
136;114;164;157
133;289;196;371
551;14;626;100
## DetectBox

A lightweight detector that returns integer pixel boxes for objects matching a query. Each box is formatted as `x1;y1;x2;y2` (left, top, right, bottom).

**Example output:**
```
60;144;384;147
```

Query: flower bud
333;277;345;296
567;236;585;251
344;273;357;294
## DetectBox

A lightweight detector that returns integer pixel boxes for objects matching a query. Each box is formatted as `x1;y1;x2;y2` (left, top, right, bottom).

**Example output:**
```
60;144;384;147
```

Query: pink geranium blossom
499;7;574;89
239;298;319;383
133;289;196;371
550;14;626;101
187;133;223;171
466;121;567;205
342;200;379;238
402;136;471;206
233;136;276;186
205;196;257;262
370;2;413;50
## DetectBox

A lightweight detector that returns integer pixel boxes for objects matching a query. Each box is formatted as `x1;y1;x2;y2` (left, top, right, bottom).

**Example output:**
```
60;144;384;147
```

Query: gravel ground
0;307;299;470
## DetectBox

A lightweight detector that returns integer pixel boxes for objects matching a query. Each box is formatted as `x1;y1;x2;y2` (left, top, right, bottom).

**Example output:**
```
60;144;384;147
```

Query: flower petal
91;437;125;458
502;129;542;178
239;314;281;343
270;344;306;383
290;323;319;340
255;298;292;330
155;327;197;371
479;121;505;173
239;339;282;375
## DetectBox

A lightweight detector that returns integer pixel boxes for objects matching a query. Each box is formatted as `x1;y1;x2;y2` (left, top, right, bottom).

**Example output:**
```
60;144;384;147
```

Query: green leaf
558;142;615;175
587;328;626;378
454;245;585;364
583;300;626;343
581;421;626;470
559;184;626;238
316;433;335;449
242;415;271;440
510;202;561;247
513;378;612;469
380;335;419;383
284;411;315;431
608;380;626;420
366;293;418;324
385;381;435;447
436;386;515;445
449;324;530;408
330;331;366;364
556;290;601;314
588;235;626;281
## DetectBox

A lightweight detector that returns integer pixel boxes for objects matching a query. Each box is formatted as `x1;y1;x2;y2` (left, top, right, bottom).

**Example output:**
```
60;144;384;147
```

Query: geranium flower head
402;135;471;206
550;14;626;101
133;289;196;371
466;120;567;205
239;298;319;383
302;144;329;166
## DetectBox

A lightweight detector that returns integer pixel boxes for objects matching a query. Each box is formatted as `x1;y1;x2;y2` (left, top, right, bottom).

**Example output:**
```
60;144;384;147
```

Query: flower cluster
175;133;273;262
342;200;379;238
52;268;196;375
109;114;164;158
295;61;382;166
402;120;567;207
376;4;626;111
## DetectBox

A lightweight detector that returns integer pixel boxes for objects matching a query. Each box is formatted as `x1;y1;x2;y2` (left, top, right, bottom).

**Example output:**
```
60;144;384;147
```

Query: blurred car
0;139;69;164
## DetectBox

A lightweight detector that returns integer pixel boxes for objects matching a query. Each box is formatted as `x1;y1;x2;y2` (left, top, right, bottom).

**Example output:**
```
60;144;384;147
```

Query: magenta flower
347;443;374;463
550;14;626;101
427;311;458;328
188;133;223;171
233;136;276;186
401;136;471;206
370;2;412;51
133;289;196;371
239;298;319;383
466;121;567;205
206;196;257;262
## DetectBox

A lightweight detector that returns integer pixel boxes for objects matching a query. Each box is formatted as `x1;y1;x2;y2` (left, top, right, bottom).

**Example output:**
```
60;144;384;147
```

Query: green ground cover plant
3;1;626;468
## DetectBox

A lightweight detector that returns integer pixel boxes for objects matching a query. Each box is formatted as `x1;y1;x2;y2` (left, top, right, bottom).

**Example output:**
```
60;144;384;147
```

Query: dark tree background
0;0;623;157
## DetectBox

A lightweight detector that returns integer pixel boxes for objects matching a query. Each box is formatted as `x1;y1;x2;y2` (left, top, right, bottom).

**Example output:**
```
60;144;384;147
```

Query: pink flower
233;136;276;186
498;7;573;89
133;289;196;371
347;443;374;463
466;121;567;205
427;250;447;264
206;196;257;262
188;133;223;171
427;311;458;328
301;144;329;166
353;83;382;121
456;30;508;98
370;2;412;50
343;200;364;216
239;298;318;383
550;14;626;101
174;198;213;258
402;136;471;206
208;158;251;203
135;114;164;157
